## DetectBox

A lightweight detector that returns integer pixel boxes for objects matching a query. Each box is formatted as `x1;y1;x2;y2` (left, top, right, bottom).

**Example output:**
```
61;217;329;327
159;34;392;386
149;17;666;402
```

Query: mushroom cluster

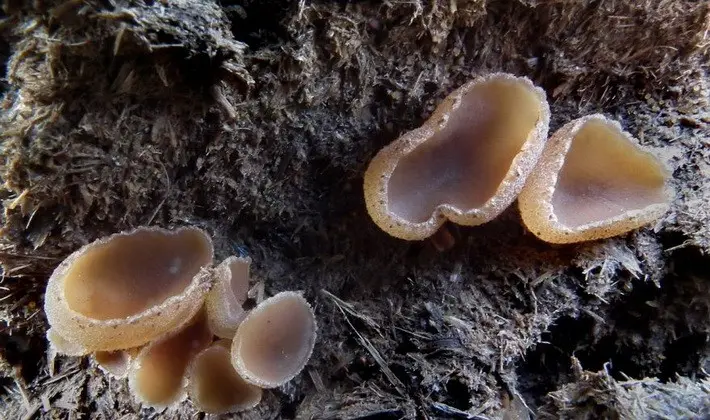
364;73;672;244
44;227;317;414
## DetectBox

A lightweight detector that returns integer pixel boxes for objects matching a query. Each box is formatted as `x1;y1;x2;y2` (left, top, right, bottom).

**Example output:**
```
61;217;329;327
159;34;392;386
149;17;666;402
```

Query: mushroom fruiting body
188;340;262;414
94;348;139;378
518;114;672;244
364;73;550;240
231;291;317;388
205;256;250;339
128;309;213;408
44;226;213;352
43;226;319;413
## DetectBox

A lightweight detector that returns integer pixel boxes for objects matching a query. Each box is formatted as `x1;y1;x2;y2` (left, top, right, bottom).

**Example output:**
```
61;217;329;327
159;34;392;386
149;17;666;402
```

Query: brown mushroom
518;114;672;243
44;226;213;352
93;348;139;378
205;256;250;338
188;340;262;414
128;309;213;408
364;73;550;240
231;291;316;388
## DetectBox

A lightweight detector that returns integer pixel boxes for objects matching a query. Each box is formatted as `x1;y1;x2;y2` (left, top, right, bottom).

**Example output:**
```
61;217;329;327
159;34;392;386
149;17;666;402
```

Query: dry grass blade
431;401;490;420
321;289;383;335
322;289;406;398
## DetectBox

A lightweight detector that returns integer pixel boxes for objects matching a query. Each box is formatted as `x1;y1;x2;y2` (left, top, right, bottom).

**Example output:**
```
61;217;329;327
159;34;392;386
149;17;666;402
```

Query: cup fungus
44;226;214;352
128;310;213;408
205;256;251;338
43;227;319;413
94;349;138;378
231;291;317;388
519;114;672;244
188;340;262;414
364;73;550;240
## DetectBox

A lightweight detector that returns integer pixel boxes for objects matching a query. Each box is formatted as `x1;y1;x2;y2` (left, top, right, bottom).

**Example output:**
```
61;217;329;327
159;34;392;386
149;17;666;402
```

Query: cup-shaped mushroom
519;114;672;243
364;73;550;240
44;226;214;352
231;291;317;388
128;310;213;408
93;348;139;378
205;256;251;338
188;340;262;414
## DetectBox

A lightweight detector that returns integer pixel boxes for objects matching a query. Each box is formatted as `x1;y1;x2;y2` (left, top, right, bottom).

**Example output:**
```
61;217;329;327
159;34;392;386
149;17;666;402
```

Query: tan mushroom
231;291;316;388
188;340;262;414
128;309;213;408
205;256;251;338
364;73;550;240
518;114;672;243
44;226;213;352
93;348;139;378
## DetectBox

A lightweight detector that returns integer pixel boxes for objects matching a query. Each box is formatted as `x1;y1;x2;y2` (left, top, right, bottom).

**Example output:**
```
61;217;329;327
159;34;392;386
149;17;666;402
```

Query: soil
0;1;709;419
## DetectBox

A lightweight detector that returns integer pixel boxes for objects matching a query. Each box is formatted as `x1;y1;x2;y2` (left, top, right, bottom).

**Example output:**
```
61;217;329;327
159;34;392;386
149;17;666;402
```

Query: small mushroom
44;226;213;352
93;348;139;378
364;73;550;240
205;256;250;338
188;340;262;414
128;309;213;408
518;114;672;243
231;291;316;388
